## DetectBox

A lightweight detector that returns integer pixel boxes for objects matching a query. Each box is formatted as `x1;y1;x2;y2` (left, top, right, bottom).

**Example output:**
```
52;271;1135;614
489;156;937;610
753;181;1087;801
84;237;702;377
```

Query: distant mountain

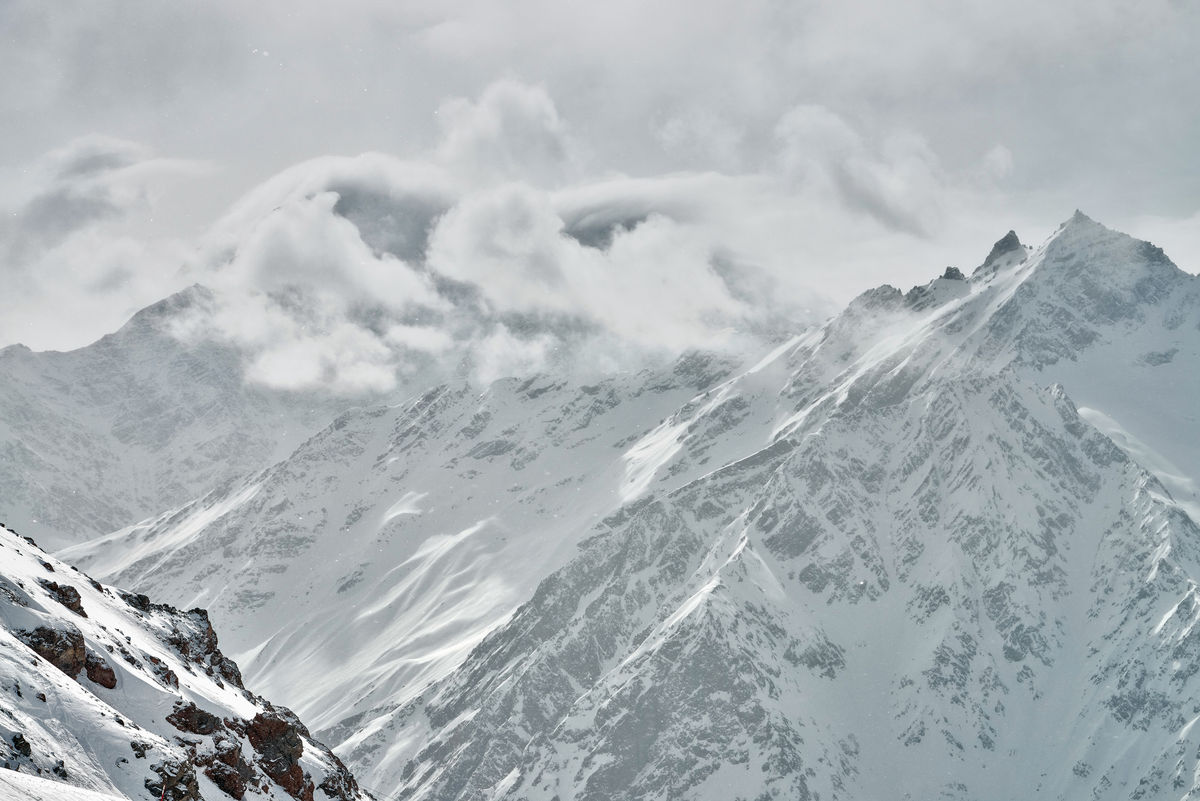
0;287;347;550
42;213;1200;799
0;523;367;801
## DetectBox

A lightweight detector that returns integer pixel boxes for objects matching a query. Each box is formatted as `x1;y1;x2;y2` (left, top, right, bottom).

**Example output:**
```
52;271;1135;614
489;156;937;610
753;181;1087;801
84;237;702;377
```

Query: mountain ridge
13;211;1200;798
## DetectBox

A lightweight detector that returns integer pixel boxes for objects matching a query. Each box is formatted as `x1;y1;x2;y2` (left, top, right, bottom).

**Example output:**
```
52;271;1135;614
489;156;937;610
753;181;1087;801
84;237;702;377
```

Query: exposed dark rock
942;266;965;281
17;624;85;677
146;654;179;689
982;230;1023;269
316;752;364;801
196;733;256;800
85;651;117;689
119;591;172;613
167;701;223;735
148;758;201;801
11;733;31;757
205;761;248;799
167;608;244;689
246;710;308;799
38;580;87;617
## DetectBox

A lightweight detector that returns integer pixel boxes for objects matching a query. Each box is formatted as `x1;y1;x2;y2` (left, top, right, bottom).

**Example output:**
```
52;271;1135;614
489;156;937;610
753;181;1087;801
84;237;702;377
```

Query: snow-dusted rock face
376;214;1200;800
0;287;346;550
0;525;367;801
40;212;1200;799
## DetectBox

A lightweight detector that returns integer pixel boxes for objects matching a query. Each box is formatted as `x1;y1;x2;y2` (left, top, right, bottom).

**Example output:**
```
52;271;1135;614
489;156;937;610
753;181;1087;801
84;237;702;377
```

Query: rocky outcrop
318;760;364;801
148;758;201;801
244;710;311;800
982;229;1023;269
38;580;87;617
84;651;117;688
17;624;85;677
166;701;222;735
198;733;256;800
167;608;244;690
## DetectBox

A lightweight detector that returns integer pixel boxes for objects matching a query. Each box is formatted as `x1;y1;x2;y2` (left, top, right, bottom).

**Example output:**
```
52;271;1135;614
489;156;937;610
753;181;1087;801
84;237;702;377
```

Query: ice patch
488;767;521;799
620;384;734;502
383;491;428;523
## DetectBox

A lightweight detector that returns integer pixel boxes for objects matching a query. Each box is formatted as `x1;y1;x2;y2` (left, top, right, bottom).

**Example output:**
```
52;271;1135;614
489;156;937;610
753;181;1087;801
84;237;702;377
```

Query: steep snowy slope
372;214;1200;799
0;287;346;550
0;524;367;801
1;770;129;801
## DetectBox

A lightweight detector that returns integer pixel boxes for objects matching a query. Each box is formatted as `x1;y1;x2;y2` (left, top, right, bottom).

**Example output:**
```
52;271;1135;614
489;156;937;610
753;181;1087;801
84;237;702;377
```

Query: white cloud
435;80;575;187
0;136;205;350
469;325;556;387
244;322;397;395
5;49;1197;394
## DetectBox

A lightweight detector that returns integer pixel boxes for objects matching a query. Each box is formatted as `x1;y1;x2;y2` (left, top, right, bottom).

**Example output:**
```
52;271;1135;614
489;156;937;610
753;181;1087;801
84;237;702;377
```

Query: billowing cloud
774;105;1002;237
0;136;206;350
435;80;575;186
4;41;1198;393
427;183;747;351
1;81;1041;393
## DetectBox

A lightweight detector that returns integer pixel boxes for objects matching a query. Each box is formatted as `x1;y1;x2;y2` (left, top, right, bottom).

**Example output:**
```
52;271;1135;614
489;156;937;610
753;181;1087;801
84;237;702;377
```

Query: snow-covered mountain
0;523;368;801
54;212;1200;799
58;352;743;763
0;287;348;550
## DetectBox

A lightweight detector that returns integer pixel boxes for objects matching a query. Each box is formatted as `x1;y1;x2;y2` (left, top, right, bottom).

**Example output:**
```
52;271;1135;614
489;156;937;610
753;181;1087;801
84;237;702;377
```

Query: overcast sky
2;1;1198;388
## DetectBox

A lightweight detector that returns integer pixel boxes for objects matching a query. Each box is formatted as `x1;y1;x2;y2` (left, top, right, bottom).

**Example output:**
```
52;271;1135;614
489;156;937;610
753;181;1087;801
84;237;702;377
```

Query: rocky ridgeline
0;524;367;801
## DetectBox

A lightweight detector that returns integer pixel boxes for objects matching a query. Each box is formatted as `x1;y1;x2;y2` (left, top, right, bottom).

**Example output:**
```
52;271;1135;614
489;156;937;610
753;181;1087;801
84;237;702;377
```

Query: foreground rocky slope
0;524;367;801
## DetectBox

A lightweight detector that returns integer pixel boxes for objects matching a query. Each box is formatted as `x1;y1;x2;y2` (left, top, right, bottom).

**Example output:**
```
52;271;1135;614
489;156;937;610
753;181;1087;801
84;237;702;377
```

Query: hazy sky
2;1;1197;387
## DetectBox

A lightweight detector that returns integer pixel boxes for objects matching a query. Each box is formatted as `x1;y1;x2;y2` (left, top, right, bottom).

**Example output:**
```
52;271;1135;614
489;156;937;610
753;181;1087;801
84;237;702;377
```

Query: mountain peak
981;230;1023;270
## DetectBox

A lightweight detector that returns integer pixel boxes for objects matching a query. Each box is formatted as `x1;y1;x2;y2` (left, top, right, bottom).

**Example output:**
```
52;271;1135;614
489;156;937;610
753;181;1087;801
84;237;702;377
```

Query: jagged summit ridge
981;228;1024;270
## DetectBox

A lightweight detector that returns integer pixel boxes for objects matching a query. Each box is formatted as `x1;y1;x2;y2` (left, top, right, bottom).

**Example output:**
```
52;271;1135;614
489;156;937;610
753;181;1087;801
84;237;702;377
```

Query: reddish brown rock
38;580;87;617
85;651;117;689
166;701;222;735
204;762;247;800
147;758;201;801
145;654;179;688
246;711;310;799
17;625;85;677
